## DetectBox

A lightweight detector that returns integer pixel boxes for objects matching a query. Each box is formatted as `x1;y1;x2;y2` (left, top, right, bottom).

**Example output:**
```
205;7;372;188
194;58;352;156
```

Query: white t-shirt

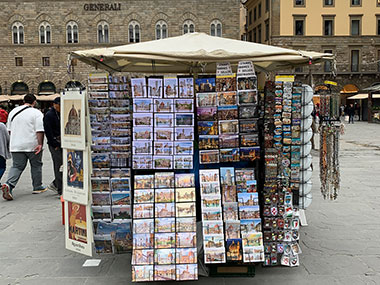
7;105;44;152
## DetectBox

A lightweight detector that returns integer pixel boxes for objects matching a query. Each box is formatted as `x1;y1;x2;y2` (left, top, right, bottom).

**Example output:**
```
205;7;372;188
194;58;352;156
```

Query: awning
0;94;60;102
347;94;380;100
340;84;359;94
71;32;334;74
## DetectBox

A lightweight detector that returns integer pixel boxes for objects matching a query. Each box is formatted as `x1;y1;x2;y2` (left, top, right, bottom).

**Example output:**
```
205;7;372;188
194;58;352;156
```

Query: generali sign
83;3;121;11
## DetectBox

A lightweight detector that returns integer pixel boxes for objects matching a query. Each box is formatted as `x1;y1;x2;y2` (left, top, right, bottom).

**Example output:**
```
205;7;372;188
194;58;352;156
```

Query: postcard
147;78;163;98
113;221;132;253
61;91;86;150
175;127;194;140
131;78;146;98
153;156;173;169
240;219;262;234
133;203;154;219
175;173;195;188
132;249;154;265
219;135;238;149
91;178;109;192
133;113;153;127
112;205;131;220
176;187;196;202
240;119;258;133
110;114;130;122
174;99;193;113
64;201;92;256
242;232;263;248
155;188;175;203
222;185;237;203
220;148;240;163
204;248;226;264
200;150;219;164
133;127;153;141
88;99;108;108
155;248;176;265
92;136;110;145
203;221;224;235
199;136;219;150
200;169;220;184
132;265;154;282
195;77;216;93
175;113;194;127
155;233;176;249
155;172;175;188
226;239;243;261
132;155;153;170
176;264;198;281
92;205;112;220
243;247;264;263
178;77;194;98
174;156;193;170
237;76;257;90
176;217;196;232
111;191;131;206
176;232;196;248
216;76;236;92
238;90;257;105
176;248;197;264
174;141;193;155
241;134;259;147
133;98;153;113
220;167;235;186
154;113;174;128
164;77;178;98
197;107;217;121
110;152;131;168
133;141;152;155
239;105;258;119
110;178;130;191
204;234;224;249
133;219;154;234
196;93;217;107
239;205;260;219
94;234;113;254
202;207;222;221
154;141;173;155
218;91;238;106
223;202;238;221
225;221;241;239
240;147;260;161
218;106;238;121
134;189;154;204
154;265;176;281
155;217;176;233
198;121;218;136
219;120;239;135
202;195;222;209
238;193;259;207
154;99;174;113
201;182;221;197
134;175;154;189
155;203;175;218
235;169;255;186
176;202;196;217
92;192;111;206
154;127;173;141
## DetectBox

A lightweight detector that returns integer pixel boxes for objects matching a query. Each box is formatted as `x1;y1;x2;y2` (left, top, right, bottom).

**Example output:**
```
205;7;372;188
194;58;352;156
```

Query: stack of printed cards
200;169;226;264
132;77;195;170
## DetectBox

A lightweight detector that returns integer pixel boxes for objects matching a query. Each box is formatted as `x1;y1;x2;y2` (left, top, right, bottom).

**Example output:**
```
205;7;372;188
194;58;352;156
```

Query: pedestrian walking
43;97;62;195
1;94;47;201
0;109;11;180
347;103;355;124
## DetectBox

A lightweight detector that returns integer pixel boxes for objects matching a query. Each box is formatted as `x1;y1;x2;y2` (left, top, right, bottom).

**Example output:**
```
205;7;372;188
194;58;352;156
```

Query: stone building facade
244;0;380;98
0;0;240;95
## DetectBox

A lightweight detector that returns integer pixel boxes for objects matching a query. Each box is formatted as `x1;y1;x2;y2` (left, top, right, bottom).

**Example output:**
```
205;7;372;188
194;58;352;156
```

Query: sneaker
1;184;13;201
32;186;48;194
48;182;59;194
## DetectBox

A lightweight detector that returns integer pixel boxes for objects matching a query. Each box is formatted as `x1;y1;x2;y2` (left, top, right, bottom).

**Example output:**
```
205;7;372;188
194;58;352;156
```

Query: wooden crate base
208;264;255;277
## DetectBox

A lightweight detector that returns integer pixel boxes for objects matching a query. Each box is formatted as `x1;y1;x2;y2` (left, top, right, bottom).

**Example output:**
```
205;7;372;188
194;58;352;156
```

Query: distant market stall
63;33;335;281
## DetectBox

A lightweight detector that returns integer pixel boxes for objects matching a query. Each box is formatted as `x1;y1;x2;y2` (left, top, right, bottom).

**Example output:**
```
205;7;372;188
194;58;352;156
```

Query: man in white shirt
1;94;47;201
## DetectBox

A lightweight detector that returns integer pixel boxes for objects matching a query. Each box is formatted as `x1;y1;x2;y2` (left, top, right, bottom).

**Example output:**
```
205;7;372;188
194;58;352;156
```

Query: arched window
183;20;195;34
129;21;140;43
67;21;78;44
39;22;51;44
210;19;222;37
11;82;29;95
156;20;168;40
98;21;109;43
12;22;24;44
38;81;56;95
65;80;84;90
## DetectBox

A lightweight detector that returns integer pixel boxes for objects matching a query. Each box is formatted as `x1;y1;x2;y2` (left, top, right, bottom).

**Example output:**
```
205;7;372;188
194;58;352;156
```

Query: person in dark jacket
347;103;355;124
43;97;62;195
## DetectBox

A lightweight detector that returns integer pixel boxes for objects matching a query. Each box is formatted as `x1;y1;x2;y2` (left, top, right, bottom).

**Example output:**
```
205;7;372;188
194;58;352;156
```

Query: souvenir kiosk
62;33;333;281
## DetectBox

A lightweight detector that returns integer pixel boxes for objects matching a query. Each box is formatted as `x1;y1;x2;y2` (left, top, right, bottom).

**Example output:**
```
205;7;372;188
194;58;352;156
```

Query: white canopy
71;32;333;74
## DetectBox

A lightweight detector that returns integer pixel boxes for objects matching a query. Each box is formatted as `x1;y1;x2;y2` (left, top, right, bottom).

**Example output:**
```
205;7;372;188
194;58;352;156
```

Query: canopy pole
368;91;373;123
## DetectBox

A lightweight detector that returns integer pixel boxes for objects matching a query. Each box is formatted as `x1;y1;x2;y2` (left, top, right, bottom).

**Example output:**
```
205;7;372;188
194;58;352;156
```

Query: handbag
344;115;349;122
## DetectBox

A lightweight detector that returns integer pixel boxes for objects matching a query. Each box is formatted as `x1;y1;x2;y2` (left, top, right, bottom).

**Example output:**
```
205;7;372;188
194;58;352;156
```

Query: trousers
6;151;43;191
48;145;62;193
0;156;6;181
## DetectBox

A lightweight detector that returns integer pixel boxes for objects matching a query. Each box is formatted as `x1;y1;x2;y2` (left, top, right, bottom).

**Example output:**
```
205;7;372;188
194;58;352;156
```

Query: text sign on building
83;3;121;11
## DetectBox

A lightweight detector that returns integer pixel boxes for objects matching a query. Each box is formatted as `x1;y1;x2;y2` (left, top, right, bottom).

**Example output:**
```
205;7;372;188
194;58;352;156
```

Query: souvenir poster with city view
61;90;86;150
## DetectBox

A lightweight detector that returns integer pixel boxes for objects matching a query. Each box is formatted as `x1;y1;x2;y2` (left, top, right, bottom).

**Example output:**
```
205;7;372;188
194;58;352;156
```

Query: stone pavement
1;121;380;285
